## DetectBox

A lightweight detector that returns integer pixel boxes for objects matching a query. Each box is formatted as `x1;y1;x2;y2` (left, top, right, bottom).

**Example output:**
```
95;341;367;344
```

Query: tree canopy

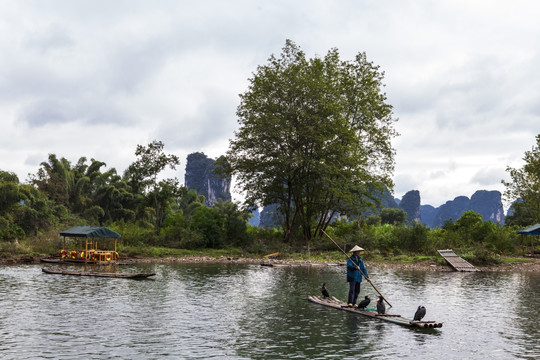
227;40;397;242
124;140;182;234
503;134;540;226
380;208;407;225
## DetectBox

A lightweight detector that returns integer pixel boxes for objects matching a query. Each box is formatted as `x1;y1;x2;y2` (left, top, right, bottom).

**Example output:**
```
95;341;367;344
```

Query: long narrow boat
308;295;443;329
42;267;156;279
40;257;132;266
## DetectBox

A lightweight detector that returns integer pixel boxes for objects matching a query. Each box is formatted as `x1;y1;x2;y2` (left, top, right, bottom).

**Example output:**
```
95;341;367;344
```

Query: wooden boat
42;267;155;279
40;257;132;266
40;257;65;264
308;295;443;329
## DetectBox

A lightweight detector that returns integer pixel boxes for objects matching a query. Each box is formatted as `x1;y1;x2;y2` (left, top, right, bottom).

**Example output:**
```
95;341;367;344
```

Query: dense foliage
0;140;535;264
503;134;540;226
227;40;397;242
1;141;254;255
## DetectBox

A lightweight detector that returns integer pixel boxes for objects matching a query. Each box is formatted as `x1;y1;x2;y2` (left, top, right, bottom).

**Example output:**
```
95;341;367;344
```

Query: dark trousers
348;281;361;305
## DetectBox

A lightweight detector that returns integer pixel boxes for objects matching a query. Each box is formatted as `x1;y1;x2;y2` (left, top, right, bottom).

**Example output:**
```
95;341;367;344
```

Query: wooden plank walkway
437;249;480;272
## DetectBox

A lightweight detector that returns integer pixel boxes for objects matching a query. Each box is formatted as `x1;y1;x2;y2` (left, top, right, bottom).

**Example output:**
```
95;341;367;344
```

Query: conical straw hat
349;245;364;252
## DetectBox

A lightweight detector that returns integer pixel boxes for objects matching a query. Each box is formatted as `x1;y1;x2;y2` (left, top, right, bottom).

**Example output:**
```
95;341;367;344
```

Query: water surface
0;263;538;359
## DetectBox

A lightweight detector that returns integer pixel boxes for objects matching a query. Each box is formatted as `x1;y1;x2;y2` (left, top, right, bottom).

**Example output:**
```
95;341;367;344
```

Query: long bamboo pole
321;229;392;308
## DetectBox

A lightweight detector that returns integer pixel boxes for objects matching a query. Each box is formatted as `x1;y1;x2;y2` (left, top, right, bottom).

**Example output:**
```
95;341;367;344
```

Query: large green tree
124;140;182;234
227;40;397;242
503;134;540;226
31;154;73;206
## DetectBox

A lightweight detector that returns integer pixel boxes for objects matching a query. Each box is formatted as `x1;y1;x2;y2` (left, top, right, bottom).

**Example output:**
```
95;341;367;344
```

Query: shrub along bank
1;210;534;267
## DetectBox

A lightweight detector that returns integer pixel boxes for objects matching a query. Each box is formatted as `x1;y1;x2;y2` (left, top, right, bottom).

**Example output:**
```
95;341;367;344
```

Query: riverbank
3;254;540;272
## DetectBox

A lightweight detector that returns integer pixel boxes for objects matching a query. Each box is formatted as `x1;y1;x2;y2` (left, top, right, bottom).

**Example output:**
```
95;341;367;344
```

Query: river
0;262;538;359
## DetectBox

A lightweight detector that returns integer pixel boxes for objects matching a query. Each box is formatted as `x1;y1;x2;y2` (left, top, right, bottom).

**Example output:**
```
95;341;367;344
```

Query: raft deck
308;296;443;329
42;267;155;279
438;249;479;272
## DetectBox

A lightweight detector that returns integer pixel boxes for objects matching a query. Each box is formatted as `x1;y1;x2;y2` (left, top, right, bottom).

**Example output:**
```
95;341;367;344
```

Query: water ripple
0;264;539;359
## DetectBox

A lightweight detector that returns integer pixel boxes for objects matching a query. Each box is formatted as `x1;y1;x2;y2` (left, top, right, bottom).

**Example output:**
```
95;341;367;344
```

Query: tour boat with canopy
56;225;121;264
42;225;156;278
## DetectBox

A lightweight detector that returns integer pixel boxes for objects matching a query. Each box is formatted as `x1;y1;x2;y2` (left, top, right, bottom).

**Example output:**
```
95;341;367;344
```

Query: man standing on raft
347;245;369;307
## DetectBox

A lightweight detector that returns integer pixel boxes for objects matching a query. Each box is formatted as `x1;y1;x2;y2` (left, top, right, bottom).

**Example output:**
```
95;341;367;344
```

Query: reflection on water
0;263;539;359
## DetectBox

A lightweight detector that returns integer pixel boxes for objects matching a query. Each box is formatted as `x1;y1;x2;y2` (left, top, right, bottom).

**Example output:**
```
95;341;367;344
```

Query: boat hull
42;267;155;279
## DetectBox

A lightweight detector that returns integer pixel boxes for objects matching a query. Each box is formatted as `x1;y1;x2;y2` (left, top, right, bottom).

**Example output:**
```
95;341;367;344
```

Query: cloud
17;98;133;127
24;23;75;54
472;167;507;186
155;88;238;151
0;0;538;209
393;174;417;199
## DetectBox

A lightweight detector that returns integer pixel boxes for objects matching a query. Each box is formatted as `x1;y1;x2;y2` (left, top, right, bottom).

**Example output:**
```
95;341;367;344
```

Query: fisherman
346;245;369;307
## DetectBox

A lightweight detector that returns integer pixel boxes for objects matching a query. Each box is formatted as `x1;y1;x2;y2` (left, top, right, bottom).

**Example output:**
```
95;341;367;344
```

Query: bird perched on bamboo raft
358;296;370;309
413;306;426;321
321;283;330;298
376;295;385;315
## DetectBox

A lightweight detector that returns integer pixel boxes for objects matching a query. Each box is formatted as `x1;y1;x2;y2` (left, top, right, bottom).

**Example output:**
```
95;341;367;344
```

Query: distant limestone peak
426;190;505;228
184;152;231;206
399;190;421;224
431;196;470;228
469;190;505;223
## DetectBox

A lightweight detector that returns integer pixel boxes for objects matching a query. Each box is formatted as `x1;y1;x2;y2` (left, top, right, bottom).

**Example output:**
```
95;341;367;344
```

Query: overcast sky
1;0;538;209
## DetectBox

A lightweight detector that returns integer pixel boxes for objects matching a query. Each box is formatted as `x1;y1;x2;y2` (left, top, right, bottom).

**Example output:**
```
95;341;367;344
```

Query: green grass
366;254;438;263
118;245;255;259
270;251;441;264
499;256;535;264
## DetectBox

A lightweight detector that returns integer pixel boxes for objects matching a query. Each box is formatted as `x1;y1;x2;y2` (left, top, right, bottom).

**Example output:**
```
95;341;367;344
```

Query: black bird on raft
321;283;330;298
358;296;370;309
376;295;385;315
413;306;426;321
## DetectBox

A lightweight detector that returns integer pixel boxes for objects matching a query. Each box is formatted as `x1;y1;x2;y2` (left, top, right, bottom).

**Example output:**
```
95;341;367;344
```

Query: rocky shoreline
3;254;540;272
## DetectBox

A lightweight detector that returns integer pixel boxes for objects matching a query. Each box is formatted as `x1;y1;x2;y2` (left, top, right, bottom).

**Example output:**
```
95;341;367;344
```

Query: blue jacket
347;254;368;283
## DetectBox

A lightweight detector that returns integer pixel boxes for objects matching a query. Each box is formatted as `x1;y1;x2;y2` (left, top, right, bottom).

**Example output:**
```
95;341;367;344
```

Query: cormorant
358;296;370;309
376;295;385;315
321;283;330;298
413;306;426;321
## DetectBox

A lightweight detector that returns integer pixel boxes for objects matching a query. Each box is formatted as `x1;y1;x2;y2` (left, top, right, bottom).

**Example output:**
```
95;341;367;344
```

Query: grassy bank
2;238;538;272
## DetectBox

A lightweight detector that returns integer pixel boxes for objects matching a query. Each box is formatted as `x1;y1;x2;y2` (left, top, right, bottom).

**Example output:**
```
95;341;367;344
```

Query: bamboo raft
42;267;156;279
438;249;479;272
308;296;443;329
